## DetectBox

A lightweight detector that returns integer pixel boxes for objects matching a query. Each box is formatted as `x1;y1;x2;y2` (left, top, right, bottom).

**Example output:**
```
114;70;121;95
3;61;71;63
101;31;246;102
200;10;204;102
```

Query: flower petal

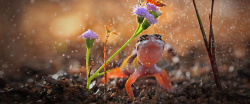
132;5;149;17
80;29;98;39
146;3;158;12
145;14;158;24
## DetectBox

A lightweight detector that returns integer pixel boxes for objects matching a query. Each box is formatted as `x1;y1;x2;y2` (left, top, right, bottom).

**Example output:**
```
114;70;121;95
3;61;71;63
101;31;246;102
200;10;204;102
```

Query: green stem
90;24;143;80
133;26;143;38
86;48;90;89
86;78;91;89
193;0;209;49
135;23;142;34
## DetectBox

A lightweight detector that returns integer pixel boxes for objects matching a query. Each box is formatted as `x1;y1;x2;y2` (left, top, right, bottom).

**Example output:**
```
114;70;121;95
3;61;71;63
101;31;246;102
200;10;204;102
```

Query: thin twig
104;25;118;99
104;26;109;95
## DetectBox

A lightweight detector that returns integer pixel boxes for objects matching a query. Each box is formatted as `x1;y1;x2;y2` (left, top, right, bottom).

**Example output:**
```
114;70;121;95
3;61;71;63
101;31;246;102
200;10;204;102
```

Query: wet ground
0;61;250;104
1;0;250;103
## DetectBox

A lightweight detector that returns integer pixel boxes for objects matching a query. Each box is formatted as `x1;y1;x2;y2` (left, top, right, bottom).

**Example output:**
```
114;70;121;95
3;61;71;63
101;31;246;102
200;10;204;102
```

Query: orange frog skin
143;0;166;7
103;34;179;98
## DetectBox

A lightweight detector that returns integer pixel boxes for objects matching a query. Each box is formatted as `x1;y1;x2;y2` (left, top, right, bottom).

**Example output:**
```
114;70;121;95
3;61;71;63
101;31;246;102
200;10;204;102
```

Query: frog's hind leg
101;67;127;84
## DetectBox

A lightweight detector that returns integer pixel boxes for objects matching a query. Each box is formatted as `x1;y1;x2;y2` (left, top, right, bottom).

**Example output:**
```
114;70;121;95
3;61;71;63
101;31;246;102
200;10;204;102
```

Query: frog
102;34;179;98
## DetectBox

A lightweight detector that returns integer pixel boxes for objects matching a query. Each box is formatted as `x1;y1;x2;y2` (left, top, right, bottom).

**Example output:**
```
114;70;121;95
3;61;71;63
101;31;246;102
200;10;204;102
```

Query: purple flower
132;5;149;17
80;29;98;39
145;14;158;24
146;3;158;12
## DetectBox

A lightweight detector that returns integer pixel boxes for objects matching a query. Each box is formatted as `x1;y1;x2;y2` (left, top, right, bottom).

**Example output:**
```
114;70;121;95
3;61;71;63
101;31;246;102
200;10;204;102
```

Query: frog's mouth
136;38;164;67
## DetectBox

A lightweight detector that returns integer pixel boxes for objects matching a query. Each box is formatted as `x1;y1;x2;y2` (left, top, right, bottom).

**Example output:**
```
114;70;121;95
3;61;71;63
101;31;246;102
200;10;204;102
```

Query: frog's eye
138;34;149;42
154;34;162;40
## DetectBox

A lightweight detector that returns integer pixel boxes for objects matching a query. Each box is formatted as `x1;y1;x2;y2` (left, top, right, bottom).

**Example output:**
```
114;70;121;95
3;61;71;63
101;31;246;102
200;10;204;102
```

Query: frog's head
136;34;165;67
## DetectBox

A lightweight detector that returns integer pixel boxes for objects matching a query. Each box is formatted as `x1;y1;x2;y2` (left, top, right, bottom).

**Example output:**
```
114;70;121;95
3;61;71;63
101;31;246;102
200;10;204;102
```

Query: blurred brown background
0;0;249;80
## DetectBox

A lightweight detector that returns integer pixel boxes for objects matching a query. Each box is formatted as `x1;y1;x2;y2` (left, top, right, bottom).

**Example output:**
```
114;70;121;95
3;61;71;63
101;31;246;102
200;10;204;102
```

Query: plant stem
192;0;209;49
209;0;222;90
86;48;90;89
104;31;110;94
135;23;142;35
90;24;143;81
192;0;222;90
86;78;91;90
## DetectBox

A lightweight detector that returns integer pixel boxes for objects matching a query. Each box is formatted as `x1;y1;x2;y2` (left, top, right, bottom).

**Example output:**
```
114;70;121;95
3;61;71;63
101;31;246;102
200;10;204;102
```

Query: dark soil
0;66;250;104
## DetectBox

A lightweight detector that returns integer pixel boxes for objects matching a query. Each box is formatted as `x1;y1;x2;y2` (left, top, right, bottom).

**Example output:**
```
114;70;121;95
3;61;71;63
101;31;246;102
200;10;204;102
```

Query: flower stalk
79;29;98;89
86;48;90;89
104;26;117;93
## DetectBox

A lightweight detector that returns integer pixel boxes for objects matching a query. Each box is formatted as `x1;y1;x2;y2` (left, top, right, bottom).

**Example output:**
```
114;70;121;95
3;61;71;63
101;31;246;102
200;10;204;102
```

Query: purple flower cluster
146;3;158;12
132;5;148;17
80;29;98;39
145;14;158;24
132;4;159;24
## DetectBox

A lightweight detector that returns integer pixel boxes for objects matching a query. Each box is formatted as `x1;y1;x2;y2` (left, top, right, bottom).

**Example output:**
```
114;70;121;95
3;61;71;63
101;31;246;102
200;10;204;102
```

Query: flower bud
85;38;95;49
148;10;162;18
142;20;151;30
149;11;159;18
80;29;98;49
137;16;144;24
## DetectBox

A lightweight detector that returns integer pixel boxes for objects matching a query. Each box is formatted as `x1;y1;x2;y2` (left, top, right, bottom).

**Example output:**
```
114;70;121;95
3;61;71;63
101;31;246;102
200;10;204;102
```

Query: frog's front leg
125;71;140;98
154;69;172;91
